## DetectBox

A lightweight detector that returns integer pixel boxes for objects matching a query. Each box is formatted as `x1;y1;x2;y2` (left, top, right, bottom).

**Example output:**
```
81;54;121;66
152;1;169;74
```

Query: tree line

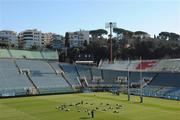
64;28;180;63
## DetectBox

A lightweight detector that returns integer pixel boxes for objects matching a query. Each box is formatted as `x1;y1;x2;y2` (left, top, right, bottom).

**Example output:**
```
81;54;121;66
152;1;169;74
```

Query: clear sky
0;0;180;36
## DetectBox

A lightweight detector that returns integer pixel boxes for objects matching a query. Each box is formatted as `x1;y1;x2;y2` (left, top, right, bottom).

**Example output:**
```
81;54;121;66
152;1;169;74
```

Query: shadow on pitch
80;117;91;119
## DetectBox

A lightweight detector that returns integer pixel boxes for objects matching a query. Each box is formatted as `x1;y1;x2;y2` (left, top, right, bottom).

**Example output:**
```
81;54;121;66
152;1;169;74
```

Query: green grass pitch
0;92;179;120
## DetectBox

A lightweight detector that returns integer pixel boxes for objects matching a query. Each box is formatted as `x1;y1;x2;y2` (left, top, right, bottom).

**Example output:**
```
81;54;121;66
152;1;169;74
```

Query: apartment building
52;34;64;49
19;29;42;49
68;30;89;48
42;33;53;47
0;30;18;47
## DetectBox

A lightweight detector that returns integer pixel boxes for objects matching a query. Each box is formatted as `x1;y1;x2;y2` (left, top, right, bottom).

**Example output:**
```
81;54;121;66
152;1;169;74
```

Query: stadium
0;49;179;120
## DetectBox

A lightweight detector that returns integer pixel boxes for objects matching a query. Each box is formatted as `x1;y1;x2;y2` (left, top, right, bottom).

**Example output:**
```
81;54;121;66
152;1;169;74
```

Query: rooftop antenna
105;22;117;64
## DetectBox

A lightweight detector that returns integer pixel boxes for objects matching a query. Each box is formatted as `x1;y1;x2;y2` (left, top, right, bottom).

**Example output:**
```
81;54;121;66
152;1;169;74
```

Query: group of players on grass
56;100;123;118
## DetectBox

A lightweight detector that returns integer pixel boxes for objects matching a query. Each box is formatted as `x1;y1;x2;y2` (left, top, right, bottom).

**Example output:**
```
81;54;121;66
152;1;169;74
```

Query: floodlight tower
105;22;117;64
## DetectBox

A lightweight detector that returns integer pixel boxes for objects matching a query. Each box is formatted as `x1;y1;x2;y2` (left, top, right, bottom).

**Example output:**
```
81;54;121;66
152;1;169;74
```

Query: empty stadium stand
0;59;74;97
136;60;157;70
16;60;74;94
101;59;180;72
0;49;11;58
10;50;42;59
30;74;73;94
16;59;55;74
150;72;180;87
60;63;81;87
150;59;180;72
76;65;92;85
0;49;58;60
0;59;33;96
102;69;128;85
141;85;180;100
41;51;58;60
0;50;180;100
91;67;103;85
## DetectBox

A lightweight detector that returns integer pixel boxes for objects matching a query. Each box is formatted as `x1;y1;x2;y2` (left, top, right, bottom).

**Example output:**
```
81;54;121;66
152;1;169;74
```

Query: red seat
136;61;157;70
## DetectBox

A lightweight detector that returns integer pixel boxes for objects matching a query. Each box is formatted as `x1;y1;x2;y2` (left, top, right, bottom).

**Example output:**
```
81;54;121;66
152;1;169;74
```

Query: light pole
105;22;117;64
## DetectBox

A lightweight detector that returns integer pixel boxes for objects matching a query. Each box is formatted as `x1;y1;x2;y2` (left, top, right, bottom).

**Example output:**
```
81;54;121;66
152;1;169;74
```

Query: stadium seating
0;59;31;96
91;67;102;83
76;65;92;84
102;69;128;85
15;60;74;94
30;74;73;94
101;60;140;71
101;61;129;70
129;72;157;83
91;67;102;77
0;59;17;70
30;51;43;59
130;85;180;100
0;53;180;100
41;51;58;60
0;49;11;58
101;59;180;72
16;59;54;74
49;62;63;73
128;60;140;70
136;60;157;70
60;63;80;87
10;50;33;58
150;59;180;72
150;73;180;87
0;49;59;59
